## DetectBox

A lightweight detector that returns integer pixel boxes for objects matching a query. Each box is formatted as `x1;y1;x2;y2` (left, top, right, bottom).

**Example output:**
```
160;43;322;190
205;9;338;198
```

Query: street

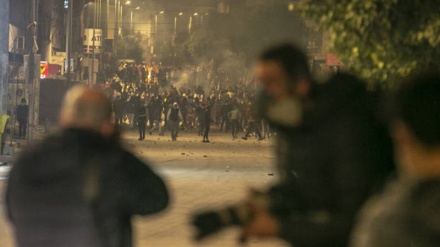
0;130;288;247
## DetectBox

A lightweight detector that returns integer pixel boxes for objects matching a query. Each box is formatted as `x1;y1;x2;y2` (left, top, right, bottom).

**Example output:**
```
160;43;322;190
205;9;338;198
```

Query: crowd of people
99;64;270;142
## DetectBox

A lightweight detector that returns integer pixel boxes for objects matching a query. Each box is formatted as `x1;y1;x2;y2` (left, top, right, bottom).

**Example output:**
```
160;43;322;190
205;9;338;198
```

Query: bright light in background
160;11;165;14
64;0;68;9
136;6;140;10
179;12;183;16
194;13;198;16
125;1;131;5
288;2;295;12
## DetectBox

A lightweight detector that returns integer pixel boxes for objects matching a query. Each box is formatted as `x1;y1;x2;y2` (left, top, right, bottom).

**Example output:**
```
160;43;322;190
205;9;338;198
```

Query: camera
190;190;269;241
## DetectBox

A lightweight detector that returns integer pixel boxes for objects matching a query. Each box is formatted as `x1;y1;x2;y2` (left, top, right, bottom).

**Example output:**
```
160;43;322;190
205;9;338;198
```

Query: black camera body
191;190;269;241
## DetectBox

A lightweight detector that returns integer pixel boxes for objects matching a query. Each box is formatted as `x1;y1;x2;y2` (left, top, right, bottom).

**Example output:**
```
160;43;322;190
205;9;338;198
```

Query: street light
174;13;184;46
81;1;100;85
130;10;133;33
155;12;162;36
174;15;183;36
288;3;295;12
122;0;131;30
191;12;201;31
130;7;140;34
152;10;164;54
115;0;119;35
189;15;193;34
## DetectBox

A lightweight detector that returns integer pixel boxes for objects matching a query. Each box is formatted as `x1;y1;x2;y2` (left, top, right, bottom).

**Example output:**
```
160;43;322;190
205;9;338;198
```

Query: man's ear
391;121;408;145
59;113;68;128
391;121;417;177
293;77;310;98
100;121;115;138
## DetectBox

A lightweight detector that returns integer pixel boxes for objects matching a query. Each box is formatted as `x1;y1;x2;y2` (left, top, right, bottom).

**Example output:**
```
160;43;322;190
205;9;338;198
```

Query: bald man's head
60;86;113;134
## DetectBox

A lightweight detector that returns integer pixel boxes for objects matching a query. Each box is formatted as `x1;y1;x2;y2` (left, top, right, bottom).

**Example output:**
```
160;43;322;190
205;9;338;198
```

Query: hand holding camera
191;190;279;242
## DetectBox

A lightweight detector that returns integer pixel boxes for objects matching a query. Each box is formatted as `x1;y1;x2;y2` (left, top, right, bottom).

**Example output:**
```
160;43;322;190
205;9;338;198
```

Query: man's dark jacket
6;128;169;247
260;73;394;247
16;104;28;122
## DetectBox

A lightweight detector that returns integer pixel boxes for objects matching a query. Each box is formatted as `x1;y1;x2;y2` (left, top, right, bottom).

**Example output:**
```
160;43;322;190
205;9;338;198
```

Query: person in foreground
351;73;440;247
6;86;169;247
238;44;394;246
191;43;394;246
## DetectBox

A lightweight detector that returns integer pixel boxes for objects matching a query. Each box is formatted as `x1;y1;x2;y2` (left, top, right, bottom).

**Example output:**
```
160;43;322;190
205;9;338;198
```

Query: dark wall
10;0;33;52
9;0;31;30
39;79;74;124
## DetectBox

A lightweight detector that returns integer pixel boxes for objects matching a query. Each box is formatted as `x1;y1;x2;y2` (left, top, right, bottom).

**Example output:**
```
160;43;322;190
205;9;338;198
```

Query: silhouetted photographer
191;44;394;247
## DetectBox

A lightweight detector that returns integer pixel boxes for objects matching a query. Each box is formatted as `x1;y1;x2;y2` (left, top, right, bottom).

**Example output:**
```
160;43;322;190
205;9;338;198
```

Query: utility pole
66;0;73;84
0;0;9;153
114;0;118;58
115;0;119;34
0;0;9;114
27;0;39;142
92;0;97;85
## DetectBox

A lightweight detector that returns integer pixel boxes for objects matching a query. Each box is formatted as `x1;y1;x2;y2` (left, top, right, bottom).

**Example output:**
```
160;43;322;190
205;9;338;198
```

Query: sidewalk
0;124;50;178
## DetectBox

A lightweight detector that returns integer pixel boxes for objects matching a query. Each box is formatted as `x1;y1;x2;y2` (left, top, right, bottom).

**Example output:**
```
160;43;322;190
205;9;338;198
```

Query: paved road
0;130;288;247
